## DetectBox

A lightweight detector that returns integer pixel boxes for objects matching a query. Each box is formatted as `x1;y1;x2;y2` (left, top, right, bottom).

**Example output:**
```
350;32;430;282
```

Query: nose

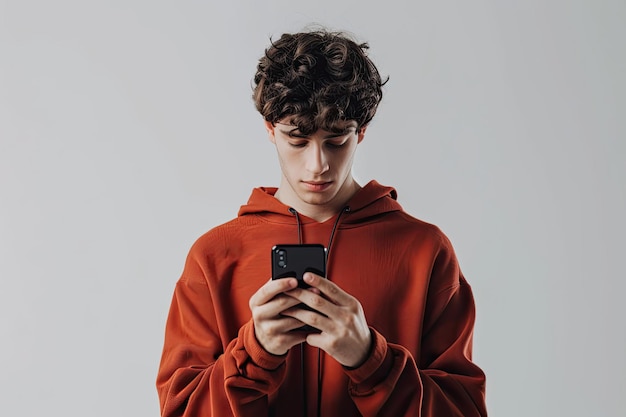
305;143;329;175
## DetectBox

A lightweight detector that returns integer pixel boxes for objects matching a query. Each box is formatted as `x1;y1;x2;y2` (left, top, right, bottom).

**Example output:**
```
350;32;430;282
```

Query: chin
300;192;335;206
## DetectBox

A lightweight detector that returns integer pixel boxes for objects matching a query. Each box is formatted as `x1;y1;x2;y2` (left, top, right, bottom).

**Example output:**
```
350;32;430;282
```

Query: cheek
334;147;357;170
276;148;300;173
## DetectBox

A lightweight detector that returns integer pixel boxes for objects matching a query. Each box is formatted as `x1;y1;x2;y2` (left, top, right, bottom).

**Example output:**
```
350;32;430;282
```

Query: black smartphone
271;244;327;287
271;244;327;332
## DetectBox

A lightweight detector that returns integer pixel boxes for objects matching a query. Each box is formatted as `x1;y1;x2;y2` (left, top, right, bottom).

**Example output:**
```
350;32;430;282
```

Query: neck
275;178;361;222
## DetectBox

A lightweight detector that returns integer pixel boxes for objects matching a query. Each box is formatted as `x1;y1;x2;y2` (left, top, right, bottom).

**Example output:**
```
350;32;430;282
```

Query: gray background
1;1;624;416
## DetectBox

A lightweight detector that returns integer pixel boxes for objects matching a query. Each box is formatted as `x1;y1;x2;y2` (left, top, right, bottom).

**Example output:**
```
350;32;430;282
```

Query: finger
285;287;333;317
282;305;332;333
254;315;309;355
307;287;321;295
249;277;298;308
302;273;351;305
265;314;311;334
252;293;304;322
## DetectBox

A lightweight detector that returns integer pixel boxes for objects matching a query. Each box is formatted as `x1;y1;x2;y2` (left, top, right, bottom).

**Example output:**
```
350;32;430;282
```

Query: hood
237;180;403;225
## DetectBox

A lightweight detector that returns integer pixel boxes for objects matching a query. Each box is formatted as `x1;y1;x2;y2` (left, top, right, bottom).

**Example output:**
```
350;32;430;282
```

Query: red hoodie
156;181;487;416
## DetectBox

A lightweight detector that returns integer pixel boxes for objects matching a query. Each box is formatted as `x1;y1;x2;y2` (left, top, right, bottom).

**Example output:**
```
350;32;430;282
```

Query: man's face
265;118;366;216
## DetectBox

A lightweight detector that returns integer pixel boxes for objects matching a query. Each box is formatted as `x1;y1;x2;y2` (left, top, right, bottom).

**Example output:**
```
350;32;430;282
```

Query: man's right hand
249;277;309;355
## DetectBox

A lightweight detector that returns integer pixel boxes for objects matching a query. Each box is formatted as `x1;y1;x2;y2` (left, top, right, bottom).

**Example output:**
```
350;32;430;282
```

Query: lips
302;181;332;191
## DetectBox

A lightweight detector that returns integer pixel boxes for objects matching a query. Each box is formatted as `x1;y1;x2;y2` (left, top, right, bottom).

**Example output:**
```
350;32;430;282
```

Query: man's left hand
282;272;372;368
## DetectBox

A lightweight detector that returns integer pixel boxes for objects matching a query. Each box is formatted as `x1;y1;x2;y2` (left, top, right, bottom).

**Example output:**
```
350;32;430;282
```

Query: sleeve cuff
240;320;287;371
344;328;393;386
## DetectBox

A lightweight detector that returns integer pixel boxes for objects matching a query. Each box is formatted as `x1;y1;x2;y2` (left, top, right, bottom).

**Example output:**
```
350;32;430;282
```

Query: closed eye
288;141;308;148
326;141;347;149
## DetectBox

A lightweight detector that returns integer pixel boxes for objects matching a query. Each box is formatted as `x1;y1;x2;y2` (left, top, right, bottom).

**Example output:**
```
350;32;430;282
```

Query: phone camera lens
277;250;287;268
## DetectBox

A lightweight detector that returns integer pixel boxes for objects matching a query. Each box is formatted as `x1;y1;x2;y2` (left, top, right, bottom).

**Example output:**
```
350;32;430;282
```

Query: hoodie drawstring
288;206;350;251
288;206;351;417
288;207;303;244
326;206;350;270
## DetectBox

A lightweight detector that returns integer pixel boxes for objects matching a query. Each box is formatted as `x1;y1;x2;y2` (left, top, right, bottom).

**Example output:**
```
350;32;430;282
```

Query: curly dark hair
253;30;387;135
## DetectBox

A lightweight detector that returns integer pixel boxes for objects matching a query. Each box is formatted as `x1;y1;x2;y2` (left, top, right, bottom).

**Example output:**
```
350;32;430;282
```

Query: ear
357;125;368;144
264;120;276;144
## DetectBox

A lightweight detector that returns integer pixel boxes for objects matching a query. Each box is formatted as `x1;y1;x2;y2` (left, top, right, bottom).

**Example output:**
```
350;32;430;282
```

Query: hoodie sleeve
344;235;488;416
155;247;288;417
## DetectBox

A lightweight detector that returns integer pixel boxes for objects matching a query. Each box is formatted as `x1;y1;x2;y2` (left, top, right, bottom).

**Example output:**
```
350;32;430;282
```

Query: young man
156;30;487;417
